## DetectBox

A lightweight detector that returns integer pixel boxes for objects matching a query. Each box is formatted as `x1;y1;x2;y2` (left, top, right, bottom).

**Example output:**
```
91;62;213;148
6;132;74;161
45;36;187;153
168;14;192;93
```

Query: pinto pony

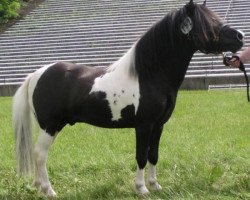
13;0;244;197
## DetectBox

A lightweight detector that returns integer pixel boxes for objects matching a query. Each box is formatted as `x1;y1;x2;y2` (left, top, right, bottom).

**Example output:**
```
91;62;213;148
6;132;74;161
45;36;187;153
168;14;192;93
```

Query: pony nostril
237;30;245;41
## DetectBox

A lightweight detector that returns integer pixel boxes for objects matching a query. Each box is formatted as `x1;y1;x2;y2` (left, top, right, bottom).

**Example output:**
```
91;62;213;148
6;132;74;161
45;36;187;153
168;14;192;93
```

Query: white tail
13;75;34;176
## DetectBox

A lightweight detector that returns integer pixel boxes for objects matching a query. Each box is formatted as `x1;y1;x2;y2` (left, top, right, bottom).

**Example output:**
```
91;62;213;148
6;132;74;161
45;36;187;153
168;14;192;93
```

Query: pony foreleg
135;166;149;195
33;129;56;197
134;125;153;196
147;163;162;191
147;125;163;191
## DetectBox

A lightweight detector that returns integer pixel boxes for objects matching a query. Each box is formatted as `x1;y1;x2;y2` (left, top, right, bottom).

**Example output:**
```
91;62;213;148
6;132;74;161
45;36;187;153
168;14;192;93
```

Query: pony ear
203;0;207;6
182;0;195;34
180;17;193;34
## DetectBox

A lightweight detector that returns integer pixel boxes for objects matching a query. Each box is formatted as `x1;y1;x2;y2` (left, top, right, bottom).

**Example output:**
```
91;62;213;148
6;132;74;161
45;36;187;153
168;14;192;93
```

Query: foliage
0;90;249;199
0;0;21;25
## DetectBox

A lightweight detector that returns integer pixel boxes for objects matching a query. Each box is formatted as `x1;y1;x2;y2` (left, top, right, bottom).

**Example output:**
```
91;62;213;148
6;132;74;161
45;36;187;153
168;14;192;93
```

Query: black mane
134;2;222;89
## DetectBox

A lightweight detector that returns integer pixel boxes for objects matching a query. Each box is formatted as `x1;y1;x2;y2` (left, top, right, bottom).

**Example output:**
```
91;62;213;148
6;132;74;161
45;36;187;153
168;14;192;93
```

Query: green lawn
0;90;249;199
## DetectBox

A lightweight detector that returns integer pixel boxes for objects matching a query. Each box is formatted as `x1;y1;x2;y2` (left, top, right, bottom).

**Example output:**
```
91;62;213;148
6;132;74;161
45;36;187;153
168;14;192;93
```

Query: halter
192;24;229;55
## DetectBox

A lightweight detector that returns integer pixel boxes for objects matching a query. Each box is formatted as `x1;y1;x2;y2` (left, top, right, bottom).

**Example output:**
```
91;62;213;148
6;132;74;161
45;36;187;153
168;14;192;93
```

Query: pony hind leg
33;128;57;197
147;125;163;191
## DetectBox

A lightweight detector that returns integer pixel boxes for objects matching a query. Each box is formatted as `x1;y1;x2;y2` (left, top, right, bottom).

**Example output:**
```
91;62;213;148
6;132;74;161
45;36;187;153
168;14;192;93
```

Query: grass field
0;90;249;200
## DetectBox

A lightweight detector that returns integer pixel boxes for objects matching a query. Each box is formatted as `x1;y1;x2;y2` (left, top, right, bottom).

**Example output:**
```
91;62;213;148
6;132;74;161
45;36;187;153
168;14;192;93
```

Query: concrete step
1;24;249;42
5;14;250;33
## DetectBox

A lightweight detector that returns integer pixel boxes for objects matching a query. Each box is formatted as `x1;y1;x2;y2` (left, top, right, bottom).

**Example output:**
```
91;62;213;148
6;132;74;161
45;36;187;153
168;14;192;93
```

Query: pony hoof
46;189;57;198
40;185;57;198
148;181;162;191
135;184;150;197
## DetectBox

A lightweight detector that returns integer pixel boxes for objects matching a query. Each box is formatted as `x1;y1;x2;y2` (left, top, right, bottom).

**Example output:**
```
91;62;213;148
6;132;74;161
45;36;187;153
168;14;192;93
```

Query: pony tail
13;75;34;176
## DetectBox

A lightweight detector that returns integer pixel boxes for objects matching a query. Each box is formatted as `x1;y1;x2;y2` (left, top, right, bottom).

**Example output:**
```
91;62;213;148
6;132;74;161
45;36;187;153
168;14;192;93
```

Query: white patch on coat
90;46;140;121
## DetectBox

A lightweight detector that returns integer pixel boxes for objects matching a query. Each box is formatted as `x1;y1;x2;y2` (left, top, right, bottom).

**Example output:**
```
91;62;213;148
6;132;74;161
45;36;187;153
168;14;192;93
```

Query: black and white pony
13;0;244;197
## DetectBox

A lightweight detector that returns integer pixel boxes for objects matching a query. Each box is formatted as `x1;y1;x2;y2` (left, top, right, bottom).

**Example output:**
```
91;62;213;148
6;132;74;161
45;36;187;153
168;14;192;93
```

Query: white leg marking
147;163;162;191
135;166;149;196
33;129;57;197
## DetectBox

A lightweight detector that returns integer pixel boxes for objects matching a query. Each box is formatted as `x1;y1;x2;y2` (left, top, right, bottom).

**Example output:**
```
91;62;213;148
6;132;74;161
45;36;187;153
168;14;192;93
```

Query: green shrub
0;0;21;25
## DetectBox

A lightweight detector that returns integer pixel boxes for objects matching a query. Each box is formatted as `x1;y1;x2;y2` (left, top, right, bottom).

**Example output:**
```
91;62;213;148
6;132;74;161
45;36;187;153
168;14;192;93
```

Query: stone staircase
0;0;249;95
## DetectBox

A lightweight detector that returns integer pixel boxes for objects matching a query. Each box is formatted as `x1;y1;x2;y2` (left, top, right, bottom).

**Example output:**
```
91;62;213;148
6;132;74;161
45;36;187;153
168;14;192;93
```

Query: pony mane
134;2;222;80
192;3;222;45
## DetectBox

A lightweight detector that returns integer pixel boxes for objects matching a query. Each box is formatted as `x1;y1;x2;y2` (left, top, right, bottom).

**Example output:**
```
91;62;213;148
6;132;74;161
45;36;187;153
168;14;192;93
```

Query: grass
0;90;249;199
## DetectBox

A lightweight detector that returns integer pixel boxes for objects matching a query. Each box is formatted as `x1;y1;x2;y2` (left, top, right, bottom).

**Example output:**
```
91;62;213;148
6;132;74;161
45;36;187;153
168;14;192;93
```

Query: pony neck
134;14;196;91
107;45;137;79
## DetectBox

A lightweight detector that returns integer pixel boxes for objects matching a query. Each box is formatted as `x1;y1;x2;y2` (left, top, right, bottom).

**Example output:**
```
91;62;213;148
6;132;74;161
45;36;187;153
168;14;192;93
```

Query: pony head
181;0;244;54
